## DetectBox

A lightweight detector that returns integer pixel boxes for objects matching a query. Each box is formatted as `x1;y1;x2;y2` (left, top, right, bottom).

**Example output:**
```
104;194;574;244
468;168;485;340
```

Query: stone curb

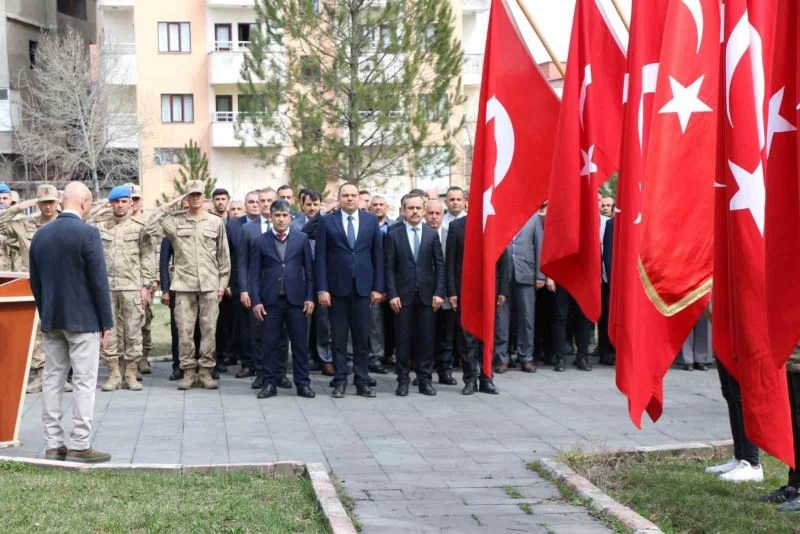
538;440;734;534
0;456;357;534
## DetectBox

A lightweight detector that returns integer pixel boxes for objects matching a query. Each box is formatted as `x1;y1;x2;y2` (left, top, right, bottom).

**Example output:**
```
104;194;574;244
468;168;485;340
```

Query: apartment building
0;0;96;188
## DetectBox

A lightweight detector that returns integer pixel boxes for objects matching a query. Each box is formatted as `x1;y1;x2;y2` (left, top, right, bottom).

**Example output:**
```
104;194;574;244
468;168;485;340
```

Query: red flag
764;0;800;366
540;0;627;322
714;0;794;466
610;0;672;427
461;0;560;378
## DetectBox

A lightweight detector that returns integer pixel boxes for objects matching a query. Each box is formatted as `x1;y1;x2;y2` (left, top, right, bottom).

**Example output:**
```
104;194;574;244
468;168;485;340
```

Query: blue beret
0;183;10;194
108;185;132;201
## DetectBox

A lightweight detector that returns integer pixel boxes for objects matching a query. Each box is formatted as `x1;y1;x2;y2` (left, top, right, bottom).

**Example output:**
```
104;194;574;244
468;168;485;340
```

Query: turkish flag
461;0;560;377
764;0;800;367
715;0;794;467
610;0;673;426
540;0;627;322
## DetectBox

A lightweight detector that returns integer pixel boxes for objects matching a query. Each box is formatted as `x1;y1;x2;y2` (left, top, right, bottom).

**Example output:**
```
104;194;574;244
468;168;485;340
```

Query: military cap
36;184;59;202
130;184;143;199
186;180;205;195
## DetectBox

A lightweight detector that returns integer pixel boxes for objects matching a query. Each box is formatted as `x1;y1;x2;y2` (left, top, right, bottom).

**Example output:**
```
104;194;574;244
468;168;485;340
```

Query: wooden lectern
0;272;38;448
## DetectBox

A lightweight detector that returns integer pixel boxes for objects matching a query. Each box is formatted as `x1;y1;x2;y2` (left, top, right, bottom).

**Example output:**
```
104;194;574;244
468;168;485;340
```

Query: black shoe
759;485;798;503
169;368;183;381
396;382;409;396
554;358;566;372
462;381;477;395
367;377;377;387
419;382;437;396
369;363;389;374
411;377;419;386
576;357;592;372
479;378;499;394
356;386;376;398
329;378;336;388
520;362;537;373
438;373;457;385
494;363;508;374
252;376;266;390
681;364;693;371
215;363;228;374
693;362;710;371
331;384;346;398
211;369;220;380
777;494;800;511
296;384;316;398
257;383;277;399
277;376;293;389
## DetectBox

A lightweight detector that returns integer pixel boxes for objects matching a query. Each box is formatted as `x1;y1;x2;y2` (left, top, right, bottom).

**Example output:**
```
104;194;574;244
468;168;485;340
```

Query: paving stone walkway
6;361;730;533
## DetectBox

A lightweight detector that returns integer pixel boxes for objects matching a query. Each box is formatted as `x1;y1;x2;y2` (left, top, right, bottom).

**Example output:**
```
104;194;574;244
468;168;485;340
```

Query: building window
238;23;257;45
158;22;191;53
300;57;321;83
215;24;232;51
420;94;447;122
161;94;194;123
238;94;267;116
57;0;87;21
215;95;233;122
417;25;435;52
29;41;38;68
154;148;184;166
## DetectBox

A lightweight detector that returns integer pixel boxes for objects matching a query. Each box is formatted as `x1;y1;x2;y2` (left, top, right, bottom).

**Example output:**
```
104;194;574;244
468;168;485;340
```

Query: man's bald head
61;182;93;218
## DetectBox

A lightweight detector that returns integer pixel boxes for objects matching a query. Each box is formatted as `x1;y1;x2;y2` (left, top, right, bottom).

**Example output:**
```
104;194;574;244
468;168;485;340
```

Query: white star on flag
658;75;713;133
767;87;796;157
728;160;765;235
580;146;598;177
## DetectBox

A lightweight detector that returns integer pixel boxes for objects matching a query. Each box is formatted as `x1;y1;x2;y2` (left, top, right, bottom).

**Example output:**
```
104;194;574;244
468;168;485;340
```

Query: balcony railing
211;40;251;52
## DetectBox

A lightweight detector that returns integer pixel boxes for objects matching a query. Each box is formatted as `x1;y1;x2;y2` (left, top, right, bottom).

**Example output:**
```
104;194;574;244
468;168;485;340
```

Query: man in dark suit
29;182;113;463
315;182;384;398
249;200;316;399
446;215;510;395
224;214;258;376
598;216;615;365
385;192;445;396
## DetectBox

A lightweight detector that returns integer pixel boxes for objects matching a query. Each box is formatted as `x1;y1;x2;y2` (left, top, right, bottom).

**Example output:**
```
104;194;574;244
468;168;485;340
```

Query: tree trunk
92;168;100;198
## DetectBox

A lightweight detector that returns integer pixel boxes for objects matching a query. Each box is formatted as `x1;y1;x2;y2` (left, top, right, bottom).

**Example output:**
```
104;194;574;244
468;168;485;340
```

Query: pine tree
158;139;217;205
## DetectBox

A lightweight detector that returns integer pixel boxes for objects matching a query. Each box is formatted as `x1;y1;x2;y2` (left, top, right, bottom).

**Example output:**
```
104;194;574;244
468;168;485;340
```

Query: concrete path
6;362;730;533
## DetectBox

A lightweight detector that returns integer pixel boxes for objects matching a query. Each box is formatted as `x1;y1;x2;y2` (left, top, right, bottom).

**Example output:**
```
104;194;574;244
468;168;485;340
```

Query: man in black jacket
29;182;113;463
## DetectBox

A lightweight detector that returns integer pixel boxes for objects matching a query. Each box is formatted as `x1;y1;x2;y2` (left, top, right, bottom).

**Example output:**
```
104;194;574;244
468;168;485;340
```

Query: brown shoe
45;445;68;461
521;362;537;373
235;367;254;379
137;358;152;375
198;367;219;389
65;448;111;464
321;364;334;376
494;363;508;374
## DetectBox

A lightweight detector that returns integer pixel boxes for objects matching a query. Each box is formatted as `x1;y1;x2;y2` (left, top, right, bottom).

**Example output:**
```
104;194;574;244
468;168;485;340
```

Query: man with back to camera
29;181;113;463
249;199;316;399
315;182;384;398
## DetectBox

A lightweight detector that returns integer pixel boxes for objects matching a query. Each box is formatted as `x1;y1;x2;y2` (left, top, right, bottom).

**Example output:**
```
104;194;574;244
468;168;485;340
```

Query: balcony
101;43;137;85
211;112;284;148
97;0;134;8
208;42;283;85
106;114;139;150
462;0;490;12
462;53;483;86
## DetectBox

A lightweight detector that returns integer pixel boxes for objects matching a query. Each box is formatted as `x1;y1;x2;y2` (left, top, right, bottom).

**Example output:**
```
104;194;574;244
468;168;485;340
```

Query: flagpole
511;0;566;78
609;0;631;32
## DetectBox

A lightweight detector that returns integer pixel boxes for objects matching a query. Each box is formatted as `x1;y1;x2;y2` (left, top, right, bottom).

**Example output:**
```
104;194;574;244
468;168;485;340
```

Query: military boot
101;360;122;391
26;368;43;394
138;357;152;375
123;364;143;391
177;368;197;390
198;367;219;390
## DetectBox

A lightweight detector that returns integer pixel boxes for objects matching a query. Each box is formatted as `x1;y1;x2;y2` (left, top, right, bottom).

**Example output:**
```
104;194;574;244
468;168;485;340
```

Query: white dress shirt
443;211;466;228
341;209;359;240
260;215;271;234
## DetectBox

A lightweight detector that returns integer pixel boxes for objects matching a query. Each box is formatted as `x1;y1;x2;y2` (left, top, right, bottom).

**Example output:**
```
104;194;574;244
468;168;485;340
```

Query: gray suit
494;214;544;365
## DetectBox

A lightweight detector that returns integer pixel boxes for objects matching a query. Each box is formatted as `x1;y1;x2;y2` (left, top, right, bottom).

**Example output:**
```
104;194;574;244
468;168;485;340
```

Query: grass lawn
0;461;330;533
546;450;800;534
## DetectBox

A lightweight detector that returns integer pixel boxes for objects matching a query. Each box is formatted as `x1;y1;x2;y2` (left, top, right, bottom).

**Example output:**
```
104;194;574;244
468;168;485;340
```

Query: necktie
277;232;286;242
347;215;356;248
412;227;420;260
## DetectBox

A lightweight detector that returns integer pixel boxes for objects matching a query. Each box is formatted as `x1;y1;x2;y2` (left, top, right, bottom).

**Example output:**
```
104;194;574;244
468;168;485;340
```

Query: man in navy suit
29;182;113;463
598;215;615;365
249;200;316;399
315;182;384;398
385;192;445;396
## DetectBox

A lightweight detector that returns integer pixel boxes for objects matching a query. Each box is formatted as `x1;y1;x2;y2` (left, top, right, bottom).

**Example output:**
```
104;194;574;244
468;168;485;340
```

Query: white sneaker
705;457;739;474
719;460;764;482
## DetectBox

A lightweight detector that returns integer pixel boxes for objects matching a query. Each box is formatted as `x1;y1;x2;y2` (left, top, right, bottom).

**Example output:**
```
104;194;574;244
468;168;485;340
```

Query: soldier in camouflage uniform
92;185;156;391
148;180;231;390
0;183;15;272
0;185;66;394
129;184;158;375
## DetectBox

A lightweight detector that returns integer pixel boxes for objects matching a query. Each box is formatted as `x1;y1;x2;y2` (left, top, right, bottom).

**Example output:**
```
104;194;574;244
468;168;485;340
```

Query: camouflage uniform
150;186;230;389
94;210;156;391
132;202;157;374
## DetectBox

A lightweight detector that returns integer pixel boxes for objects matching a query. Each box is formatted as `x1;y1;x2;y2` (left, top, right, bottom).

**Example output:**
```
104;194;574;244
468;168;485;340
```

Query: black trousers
382;301;396;360
553;286;591;359
169;290;200;371
251;311;288;379
260;297;311;387
717;359;760;465
787;372;800;488
597;282;615;358
534;287;554;362
215;294;235;361
455;308;482;383
394;293;435;384
330;285;371;387
236;300;255;370
434;308;455;375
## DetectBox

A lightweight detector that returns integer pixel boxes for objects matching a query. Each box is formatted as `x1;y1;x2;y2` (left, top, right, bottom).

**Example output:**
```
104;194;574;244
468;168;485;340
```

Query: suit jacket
602;217;614;282
445;216;510;299
159;238;173;291
29;212;113;333
432;225;451;310
249;229;314;307
507;213;544;285
225;218;246;295
314;210;384;297
237;218;270;294
384;223;445;305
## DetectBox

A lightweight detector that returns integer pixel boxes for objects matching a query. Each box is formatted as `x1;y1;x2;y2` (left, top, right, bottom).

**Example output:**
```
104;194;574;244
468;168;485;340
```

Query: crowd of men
7;179;624;400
